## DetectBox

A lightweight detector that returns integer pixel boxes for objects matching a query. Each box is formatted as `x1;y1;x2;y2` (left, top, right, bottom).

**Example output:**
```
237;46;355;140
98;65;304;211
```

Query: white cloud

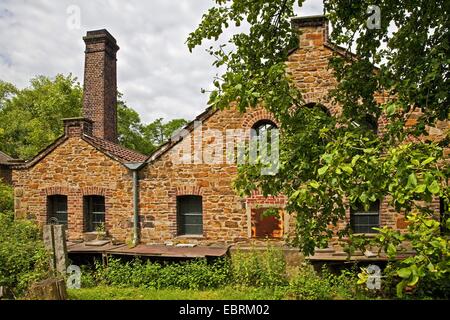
0;0;323;123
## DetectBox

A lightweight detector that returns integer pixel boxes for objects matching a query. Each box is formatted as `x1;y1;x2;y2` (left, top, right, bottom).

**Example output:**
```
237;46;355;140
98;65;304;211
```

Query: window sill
342;233;378;240
175;235;205;240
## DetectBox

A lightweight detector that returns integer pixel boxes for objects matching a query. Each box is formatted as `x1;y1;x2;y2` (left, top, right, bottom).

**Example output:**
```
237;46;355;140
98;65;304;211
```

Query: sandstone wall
13;137;134;241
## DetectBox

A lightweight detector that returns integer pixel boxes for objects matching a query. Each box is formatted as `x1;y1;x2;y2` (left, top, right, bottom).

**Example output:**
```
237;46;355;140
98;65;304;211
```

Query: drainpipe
124;162;146;246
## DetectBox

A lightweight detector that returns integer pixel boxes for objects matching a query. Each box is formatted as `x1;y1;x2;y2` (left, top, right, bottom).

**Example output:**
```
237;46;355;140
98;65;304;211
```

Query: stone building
11;16;447;258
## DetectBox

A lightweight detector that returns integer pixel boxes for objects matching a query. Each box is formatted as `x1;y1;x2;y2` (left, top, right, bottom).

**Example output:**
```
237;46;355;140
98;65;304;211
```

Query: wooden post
43;225;68;275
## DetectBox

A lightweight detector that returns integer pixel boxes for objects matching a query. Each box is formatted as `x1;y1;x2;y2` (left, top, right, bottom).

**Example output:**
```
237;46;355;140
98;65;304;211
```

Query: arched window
251;120;278;139
304;102;331;116
351;114;378;133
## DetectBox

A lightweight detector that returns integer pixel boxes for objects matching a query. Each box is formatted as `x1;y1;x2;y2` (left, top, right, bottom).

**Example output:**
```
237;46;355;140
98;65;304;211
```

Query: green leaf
318;165;329;176
414;184;427;193
386;103;397;116
421;157;435;166
406;173;417;188
397;267;412;279
427;180;440;194
387;243;397;257
396;282;406;298
407;274;419;287
309;181;320;189
351;155;361;166
341;165;353;174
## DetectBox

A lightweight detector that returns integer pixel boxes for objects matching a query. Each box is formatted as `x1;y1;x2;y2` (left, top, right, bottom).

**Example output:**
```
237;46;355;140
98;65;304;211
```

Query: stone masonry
11;16;448;254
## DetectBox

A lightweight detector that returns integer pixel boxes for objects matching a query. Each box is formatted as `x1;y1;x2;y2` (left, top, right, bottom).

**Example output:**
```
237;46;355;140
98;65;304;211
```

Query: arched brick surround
242;108;279;129
175;185;203;196
81;186;108;196
42;186;70;196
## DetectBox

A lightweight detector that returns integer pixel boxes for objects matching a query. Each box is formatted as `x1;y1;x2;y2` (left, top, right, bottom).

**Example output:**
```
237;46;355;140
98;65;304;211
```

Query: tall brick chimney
82;29;119;142
291;15;329;48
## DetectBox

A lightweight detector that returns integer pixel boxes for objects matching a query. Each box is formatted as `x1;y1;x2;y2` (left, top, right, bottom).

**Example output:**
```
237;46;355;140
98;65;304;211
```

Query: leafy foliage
0;212;49;297
0;181;13;213
286;265;366;300
0;75;82;159
189;0;449;298
144;118;188;147
231;247;288;287
371;213;450;298
90;258;231;290
117;100;155;155
78;248;366;300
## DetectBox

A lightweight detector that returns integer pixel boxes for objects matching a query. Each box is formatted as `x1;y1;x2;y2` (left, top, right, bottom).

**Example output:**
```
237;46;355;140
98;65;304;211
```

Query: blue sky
0;0;323;123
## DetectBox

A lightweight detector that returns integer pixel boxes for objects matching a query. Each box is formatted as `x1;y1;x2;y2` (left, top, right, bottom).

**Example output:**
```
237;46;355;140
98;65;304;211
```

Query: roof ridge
83;135;148;163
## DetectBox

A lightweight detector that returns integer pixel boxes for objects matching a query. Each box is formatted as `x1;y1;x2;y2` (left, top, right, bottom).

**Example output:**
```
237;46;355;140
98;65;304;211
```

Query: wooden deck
67;242;230;258
307;248;416;262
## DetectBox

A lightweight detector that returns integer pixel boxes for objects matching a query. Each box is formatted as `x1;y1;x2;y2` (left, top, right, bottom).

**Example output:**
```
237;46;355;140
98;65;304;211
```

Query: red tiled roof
84;135;148;163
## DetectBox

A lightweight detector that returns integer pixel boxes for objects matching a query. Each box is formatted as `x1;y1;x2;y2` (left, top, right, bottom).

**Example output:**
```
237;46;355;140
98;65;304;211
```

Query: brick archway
42;186;70;196
174;185;203;196
242;108;279;129
81;186;108;196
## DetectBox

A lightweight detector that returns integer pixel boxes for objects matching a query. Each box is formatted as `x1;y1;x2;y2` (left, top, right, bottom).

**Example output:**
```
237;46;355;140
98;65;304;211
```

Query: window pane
84;196;105;232
177;196;203;235
184;224;203;235
184;214;203;225
350;200;380;233
48;195;68;225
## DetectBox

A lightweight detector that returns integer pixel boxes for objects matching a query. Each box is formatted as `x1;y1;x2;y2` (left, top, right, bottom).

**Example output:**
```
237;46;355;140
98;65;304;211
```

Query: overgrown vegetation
0;184;49;298
0;211;49;297
73;248;369;300
0;181;13;212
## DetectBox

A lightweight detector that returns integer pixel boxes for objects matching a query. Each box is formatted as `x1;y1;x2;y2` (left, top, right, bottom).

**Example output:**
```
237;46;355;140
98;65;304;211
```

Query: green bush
91;258;231;290
286;264;368;300
0;182;13;212
231;247;288;287
0;212;49;296
286;265;333;300
77;247;370;300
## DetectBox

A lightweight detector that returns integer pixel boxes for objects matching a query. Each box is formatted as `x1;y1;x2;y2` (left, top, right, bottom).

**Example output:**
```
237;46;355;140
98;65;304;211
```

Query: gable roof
0;151;14;165
85;135;148;163
12;132;148;170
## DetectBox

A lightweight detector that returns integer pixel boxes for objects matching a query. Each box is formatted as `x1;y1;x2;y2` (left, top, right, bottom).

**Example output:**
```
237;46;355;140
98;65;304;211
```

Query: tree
0;75;188;158
188;0;449;297
0;75;82;159
117;97;155;155
144;118;188;147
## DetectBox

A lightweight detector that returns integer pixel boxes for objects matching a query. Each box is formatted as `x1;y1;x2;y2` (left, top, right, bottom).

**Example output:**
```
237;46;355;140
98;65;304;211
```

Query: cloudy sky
0;0;323;123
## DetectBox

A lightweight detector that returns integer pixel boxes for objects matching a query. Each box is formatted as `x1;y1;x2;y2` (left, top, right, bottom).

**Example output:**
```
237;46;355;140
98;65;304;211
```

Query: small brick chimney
82;29;119;142
291;15;329;48
63;117;93;138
